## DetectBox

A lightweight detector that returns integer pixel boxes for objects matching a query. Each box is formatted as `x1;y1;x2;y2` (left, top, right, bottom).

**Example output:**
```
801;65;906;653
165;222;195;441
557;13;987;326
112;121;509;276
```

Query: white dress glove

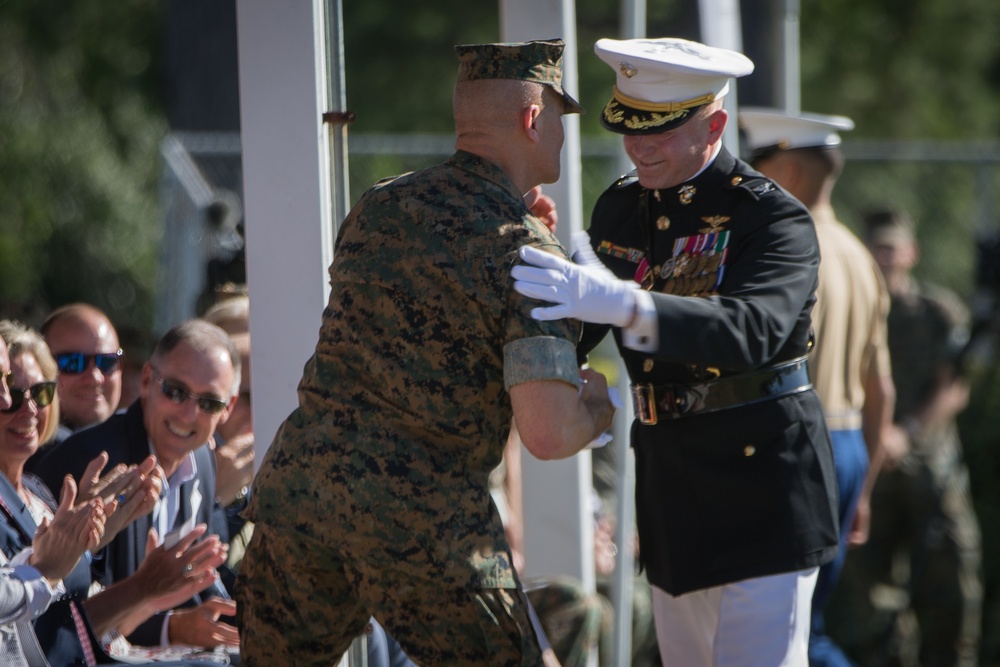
511;234;639;327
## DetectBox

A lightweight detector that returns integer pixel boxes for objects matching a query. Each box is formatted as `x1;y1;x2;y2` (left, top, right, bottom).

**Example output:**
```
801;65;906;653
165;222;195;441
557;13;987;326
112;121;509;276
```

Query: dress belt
631;356;812;425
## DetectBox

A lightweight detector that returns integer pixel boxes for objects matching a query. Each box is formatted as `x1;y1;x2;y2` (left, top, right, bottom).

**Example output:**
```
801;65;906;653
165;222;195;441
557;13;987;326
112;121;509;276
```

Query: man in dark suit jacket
35;319;241;650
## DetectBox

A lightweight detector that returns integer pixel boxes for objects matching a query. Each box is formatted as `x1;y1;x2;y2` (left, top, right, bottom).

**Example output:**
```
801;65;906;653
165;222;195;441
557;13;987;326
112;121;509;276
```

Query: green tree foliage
343;3;497;134
799;0;1000;138
0;1;164;330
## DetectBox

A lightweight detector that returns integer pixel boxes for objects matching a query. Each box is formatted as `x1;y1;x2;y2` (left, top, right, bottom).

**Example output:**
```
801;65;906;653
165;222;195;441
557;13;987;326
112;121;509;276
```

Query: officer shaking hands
513;37;840;666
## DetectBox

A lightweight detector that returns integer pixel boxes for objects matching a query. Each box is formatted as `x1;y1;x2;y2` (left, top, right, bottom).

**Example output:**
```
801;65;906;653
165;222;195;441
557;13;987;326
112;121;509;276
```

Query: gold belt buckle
632;383;658;425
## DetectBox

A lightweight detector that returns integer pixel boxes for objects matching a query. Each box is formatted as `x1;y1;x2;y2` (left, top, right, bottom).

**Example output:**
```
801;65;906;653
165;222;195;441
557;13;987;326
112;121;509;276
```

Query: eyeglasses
2;381;57;414
151;367;229;415
55;350;124;375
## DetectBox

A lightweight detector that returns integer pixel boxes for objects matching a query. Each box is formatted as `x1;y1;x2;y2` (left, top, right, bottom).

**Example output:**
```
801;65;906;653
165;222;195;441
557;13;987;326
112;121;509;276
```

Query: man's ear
706;108;728;142
522;104;543;142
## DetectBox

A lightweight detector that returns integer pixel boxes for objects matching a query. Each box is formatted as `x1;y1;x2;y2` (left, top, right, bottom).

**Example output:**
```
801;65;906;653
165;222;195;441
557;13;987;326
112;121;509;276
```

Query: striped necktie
68;600;97;667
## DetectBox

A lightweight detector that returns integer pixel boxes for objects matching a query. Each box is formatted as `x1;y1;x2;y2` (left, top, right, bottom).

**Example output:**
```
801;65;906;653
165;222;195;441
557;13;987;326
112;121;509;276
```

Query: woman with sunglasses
0;320;233;665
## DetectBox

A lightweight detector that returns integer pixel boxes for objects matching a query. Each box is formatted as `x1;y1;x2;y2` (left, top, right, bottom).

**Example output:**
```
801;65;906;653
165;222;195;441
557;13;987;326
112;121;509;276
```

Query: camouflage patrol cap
455;39;584;115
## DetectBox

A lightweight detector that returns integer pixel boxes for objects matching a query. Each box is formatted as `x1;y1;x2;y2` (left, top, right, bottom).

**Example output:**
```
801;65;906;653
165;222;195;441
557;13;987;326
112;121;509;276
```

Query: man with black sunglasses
35;319;240;653
38;304;124;447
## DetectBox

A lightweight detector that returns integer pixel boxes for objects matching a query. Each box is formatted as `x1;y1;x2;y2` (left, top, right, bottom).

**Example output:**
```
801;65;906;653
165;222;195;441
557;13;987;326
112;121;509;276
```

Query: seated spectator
34;319;240;650
0;330;102;667
0;320;229;664
201;290;249;338
209;332;253;594
201;290;254;521
40;304;123;444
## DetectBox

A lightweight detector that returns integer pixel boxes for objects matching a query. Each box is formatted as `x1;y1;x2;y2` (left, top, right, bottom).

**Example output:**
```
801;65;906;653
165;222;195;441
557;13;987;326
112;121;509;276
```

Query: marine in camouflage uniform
235;40;612;666
830;211;982;667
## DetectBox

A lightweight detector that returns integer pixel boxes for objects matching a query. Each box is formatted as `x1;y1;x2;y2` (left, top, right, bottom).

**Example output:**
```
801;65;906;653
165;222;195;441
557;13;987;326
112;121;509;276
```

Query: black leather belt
631;356;812;425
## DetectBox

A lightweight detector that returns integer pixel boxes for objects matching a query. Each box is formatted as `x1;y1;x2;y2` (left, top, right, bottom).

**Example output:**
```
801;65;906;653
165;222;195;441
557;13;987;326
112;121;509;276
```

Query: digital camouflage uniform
236;150;581;666
830;280;982;667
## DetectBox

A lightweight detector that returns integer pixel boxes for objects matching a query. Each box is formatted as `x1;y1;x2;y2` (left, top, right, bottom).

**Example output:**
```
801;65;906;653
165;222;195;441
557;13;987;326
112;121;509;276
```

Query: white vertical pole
610;4;644;662
323;0;352;229
698;0;744;153
235;0;334;470
782;0;801;114
499;0;594;592
237;1;362;663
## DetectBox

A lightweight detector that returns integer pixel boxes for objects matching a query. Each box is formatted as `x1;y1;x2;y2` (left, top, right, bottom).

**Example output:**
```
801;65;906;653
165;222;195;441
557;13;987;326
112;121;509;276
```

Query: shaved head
42;303;122;430
454;79;545;137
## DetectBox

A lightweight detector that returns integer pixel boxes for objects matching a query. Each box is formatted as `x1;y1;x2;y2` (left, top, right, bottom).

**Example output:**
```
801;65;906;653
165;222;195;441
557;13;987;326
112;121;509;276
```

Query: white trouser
652;567;818;667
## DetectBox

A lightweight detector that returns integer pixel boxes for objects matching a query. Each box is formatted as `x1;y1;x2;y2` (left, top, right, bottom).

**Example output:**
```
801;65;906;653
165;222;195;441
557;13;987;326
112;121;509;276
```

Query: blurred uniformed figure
513;37;840;666
829;210;982;667
741;108;896;667
236;39;617;666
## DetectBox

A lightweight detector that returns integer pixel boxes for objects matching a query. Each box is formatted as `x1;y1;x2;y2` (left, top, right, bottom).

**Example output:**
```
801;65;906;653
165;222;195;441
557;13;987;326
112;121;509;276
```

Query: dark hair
152;319;242;396
863;208;915;241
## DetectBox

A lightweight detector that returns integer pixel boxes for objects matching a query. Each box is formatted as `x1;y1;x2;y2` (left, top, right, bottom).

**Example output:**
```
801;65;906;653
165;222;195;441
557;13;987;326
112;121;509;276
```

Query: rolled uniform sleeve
503;242;582;391
503;336;579;390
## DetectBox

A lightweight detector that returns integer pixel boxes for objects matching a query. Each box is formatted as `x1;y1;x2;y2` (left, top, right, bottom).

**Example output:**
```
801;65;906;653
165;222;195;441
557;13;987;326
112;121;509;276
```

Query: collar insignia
678;185;696;205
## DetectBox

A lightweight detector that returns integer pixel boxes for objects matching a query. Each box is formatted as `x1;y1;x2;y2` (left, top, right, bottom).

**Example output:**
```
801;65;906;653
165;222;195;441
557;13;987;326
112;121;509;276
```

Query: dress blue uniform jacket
34;400;229;647
580;148;839;596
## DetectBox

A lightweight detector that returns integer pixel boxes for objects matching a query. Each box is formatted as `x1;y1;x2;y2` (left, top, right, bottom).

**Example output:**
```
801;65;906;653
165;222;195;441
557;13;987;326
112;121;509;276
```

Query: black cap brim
600;97;702;135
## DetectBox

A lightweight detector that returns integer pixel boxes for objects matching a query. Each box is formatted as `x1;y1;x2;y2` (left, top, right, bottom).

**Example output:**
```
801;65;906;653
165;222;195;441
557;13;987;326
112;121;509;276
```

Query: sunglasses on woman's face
2;381;56;414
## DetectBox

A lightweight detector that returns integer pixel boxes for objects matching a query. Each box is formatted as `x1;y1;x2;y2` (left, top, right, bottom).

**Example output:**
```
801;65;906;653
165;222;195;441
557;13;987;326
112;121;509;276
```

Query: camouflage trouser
524;576;608;667
827;456;982;667
236;522;546;666
524;573;663;667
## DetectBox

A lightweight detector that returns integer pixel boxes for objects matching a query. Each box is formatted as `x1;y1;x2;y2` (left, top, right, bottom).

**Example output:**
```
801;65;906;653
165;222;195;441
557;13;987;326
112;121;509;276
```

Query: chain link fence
347;135;1000;300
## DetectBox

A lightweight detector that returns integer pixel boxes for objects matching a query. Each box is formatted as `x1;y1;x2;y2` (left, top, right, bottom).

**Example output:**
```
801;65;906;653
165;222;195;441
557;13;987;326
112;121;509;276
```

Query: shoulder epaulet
728;175;778;201
612;170;639;189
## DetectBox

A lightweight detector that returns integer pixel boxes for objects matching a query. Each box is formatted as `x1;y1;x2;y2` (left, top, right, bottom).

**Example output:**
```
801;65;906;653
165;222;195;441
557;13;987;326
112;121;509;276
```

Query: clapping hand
78;452;164;550
30;476;107;586
213;433;255;507
136;525;228;603
168;598;239;648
